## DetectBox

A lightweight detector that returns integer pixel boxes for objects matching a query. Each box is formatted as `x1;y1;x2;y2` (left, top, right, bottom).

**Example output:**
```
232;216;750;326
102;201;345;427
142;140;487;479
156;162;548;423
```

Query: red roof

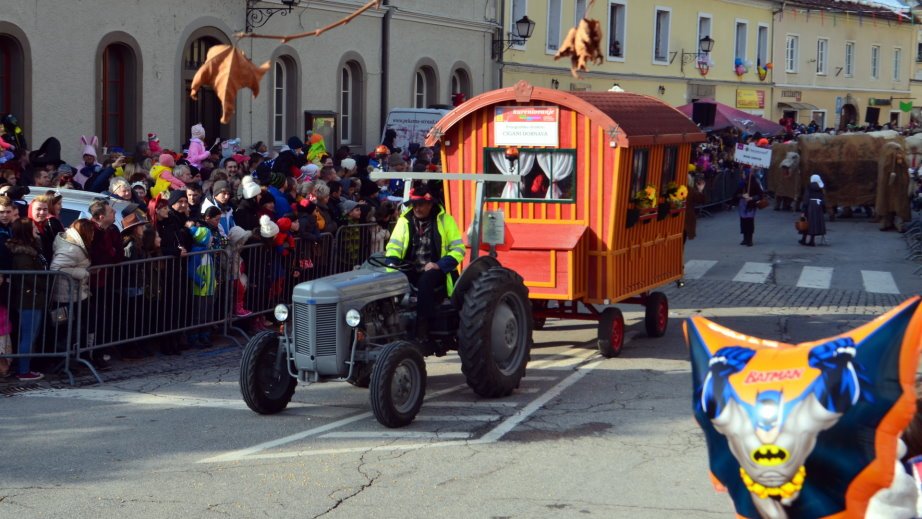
570;91;704;144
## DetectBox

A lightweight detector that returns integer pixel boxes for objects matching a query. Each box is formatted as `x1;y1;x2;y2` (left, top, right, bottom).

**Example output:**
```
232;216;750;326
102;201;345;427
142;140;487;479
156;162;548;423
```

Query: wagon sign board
734;142;772;168
494;106;559;147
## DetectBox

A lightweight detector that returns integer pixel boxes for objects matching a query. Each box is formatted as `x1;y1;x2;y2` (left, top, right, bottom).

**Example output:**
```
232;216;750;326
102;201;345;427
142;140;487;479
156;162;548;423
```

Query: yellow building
772;1;916;130
500;0;777;118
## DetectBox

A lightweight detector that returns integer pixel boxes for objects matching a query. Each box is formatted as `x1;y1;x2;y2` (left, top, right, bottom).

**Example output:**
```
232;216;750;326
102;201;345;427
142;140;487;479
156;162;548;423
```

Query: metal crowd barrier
0;270;79;384
698;169;745;215
2;222;391;384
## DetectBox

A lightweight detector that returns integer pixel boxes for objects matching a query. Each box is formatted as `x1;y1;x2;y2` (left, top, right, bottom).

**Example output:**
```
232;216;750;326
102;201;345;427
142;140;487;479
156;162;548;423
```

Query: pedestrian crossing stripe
685;261;900;294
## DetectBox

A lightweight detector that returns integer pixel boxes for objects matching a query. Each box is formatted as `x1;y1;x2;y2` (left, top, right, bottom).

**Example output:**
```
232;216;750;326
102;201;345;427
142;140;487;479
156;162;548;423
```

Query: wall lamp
493;15;536;57
245;0;301;33
658;85;666;95
676;35;716;74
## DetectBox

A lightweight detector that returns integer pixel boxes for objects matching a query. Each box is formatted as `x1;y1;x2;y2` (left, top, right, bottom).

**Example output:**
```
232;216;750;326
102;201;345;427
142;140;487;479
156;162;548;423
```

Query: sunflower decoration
633;184;658;209
662;181;688;209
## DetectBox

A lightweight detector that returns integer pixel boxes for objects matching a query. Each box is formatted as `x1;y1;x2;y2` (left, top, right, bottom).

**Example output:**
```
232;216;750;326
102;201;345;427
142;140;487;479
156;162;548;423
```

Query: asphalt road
2;204;920;518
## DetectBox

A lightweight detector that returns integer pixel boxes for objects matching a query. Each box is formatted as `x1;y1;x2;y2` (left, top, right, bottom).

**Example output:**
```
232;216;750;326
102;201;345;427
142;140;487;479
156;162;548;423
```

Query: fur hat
159;154;176;168
340;157;356;171
167;189;187;208
191;124;205;140
259;214;279;238
241;175;260;200
81;135;99;159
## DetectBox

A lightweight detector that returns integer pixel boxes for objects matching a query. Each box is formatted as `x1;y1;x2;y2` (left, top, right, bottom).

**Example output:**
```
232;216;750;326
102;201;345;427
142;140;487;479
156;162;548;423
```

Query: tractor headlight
345;309;362;328
274;304;290;322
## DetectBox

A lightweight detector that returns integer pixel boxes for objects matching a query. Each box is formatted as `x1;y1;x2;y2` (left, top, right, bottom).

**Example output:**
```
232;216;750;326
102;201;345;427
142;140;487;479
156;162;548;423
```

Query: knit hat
259;214;279;238
341;199;359;215
130;181;148;192
191;123;205;140
190;225;211;245
242;175;260;200
298;163;319;182
269;172;287;189
148;132;159;143
159;154;176;168
340;157;356;171
211;180;229;195
277;217;292;233
167;189;187;207
287;136;305;150
227;225;252;247
81;135;99;159
388;153;406;167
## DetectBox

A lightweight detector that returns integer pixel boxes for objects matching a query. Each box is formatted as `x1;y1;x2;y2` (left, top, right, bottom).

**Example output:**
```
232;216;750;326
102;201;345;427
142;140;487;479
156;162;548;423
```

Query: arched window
414;66;438;109
0;34;25;124
100;42;139;150
273;61;286;146
182;32;232;141
450;68;471;100
339;60;364;147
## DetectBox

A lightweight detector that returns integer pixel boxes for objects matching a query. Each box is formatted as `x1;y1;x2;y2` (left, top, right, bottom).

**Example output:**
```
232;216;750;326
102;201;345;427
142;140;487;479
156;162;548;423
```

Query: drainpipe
380;0;392;133
497;0;505;89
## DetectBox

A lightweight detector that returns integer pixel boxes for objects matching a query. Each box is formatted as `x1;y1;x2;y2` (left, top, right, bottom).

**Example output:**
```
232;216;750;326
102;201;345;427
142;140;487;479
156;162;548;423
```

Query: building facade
0;0;497;163
498;0;919;131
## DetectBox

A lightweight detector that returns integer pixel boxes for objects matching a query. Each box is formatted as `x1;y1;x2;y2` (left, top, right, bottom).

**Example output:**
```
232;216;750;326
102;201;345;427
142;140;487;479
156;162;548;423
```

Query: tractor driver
385;184;465;342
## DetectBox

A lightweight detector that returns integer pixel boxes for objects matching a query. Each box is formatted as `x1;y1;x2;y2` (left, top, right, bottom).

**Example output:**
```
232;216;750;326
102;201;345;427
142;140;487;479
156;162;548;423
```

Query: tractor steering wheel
365;254;413;273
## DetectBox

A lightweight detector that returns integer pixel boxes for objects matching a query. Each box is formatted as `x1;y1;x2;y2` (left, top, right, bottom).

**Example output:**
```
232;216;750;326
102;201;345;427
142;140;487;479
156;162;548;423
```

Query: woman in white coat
49;219;95;350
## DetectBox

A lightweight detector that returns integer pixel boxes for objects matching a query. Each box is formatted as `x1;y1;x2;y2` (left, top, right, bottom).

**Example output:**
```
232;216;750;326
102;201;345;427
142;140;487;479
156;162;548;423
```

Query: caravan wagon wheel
644;292;669;338
597;307;624;358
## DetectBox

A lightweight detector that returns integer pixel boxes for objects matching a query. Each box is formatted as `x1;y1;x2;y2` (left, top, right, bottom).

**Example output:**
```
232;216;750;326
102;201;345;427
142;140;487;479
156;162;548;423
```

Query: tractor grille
294;303;338;358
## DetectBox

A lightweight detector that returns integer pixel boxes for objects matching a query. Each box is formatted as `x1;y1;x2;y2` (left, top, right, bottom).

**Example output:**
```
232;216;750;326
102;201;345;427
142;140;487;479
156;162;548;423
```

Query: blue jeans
17;309;43;375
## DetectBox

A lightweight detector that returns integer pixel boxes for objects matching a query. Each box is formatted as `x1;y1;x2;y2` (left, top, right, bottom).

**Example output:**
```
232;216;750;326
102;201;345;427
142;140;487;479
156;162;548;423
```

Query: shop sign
734;142;772;168
869;97;892;107
781;90;802;101
494;106;559;147
736;89;765;109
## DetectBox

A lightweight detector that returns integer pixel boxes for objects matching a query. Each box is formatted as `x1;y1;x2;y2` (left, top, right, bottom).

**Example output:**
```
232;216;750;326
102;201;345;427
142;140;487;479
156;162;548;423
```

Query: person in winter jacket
187;124;213;170
226;225;252;317
188;216;217;347
30;194;65;262
49;218;95;351
200;180;236;238
150;154;185;198
7;218;48;381
158;190;193;258
234;176;261;232
272;136;307;177
313;181;338;236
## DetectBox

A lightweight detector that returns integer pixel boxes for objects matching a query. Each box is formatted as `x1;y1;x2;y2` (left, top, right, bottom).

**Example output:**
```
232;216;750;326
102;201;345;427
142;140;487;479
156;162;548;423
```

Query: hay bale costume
877;141;912;231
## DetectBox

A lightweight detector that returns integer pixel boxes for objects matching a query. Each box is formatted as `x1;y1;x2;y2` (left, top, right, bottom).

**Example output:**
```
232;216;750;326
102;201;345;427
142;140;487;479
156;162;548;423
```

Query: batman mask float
685;297;922;518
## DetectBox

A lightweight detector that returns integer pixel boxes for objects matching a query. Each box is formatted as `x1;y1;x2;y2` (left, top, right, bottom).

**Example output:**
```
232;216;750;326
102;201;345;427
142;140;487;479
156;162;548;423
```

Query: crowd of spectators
0;119;435;382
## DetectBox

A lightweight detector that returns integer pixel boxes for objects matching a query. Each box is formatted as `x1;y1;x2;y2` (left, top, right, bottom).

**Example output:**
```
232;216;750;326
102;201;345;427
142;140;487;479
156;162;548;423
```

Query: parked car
23;188;131;230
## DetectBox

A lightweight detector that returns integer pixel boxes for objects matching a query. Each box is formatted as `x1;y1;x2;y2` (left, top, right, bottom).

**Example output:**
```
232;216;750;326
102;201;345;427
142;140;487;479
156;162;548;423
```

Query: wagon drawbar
426;80;706;356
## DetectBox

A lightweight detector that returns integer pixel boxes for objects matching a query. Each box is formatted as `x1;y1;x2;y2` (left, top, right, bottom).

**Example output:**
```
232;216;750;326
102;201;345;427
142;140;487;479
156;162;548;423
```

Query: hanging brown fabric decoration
554;0;603;79
190;45;270;125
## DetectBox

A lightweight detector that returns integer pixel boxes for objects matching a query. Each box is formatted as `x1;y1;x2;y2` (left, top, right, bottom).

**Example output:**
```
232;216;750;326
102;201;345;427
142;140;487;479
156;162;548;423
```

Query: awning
777;101;820;111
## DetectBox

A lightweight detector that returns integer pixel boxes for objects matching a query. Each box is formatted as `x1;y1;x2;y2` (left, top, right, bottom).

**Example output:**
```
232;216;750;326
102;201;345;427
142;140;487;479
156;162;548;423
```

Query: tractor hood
292;268;410;306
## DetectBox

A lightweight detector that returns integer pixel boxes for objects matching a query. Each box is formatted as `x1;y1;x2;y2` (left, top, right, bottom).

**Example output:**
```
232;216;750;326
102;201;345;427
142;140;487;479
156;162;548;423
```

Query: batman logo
750;444;789;466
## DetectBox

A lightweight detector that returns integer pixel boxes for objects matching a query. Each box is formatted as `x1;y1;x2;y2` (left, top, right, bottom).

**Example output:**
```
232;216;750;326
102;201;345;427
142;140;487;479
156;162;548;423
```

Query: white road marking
18;389;277;410
684;259;717;280
198;383;469;464
424;401;520;408
202;359;603;463
862;270;900;294
413;414;501;422
732;262;773;284
796;266;833;290
528;347;598;369
321;431;473;439
523;375;560;381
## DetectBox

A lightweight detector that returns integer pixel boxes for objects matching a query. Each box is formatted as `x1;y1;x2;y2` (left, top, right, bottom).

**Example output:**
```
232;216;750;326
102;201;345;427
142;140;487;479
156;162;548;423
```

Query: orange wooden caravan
425;81;705;356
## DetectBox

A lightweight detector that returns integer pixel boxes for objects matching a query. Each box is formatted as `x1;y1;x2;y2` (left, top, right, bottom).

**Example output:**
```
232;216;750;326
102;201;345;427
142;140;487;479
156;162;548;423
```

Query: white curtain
490;150;534;199
535;152;575;199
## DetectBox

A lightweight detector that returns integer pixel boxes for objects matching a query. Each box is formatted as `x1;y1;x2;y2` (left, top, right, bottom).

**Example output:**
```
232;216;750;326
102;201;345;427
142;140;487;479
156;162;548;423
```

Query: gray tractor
239;172;532;428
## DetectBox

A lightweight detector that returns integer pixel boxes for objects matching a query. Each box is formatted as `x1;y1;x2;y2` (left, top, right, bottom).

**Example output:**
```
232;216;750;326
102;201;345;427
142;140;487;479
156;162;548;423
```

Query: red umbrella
676;98;784;136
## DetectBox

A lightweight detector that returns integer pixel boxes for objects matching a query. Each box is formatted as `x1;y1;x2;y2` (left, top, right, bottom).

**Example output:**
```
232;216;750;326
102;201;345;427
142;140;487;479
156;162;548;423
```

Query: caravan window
484;147;576;202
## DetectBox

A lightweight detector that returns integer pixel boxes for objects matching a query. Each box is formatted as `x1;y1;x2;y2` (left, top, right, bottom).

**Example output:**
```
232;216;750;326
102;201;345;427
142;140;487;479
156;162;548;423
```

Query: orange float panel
499;222;587;300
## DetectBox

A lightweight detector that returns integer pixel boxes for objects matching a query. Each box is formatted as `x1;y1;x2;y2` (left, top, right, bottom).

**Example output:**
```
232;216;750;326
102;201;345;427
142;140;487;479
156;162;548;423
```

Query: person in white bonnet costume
799;173;826;246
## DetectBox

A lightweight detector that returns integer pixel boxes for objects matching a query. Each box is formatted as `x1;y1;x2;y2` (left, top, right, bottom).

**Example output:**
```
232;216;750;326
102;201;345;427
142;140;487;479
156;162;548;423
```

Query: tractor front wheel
370;342;427;428
240;331;297;414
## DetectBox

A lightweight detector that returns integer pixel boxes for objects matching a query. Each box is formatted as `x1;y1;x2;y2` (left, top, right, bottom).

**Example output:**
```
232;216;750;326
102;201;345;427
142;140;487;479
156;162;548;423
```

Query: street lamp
493;15;537;56
678;35;716;74
245;0;301;33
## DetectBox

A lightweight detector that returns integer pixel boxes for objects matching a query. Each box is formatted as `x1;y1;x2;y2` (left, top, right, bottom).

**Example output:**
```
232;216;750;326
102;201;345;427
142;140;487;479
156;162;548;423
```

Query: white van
381;108;450;153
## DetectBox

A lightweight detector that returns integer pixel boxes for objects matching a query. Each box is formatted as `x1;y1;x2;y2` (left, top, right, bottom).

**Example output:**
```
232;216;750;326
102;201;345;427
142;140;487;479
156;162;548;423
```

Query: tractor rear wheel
370;341;427;428
458;267;532;398
240;331;297;414
644;292;669;338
